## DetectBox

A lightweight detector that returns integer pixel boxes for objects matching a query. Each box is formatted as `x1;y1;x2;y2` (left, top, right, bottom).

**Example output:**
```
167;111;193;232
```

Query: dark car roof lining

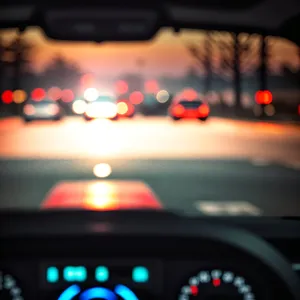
1;0;300;45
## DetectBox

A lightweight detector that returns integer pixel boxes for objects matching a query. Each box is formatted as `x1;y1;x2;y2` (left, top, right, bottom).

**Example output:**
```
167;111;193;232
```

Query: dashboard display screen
40;260;162;299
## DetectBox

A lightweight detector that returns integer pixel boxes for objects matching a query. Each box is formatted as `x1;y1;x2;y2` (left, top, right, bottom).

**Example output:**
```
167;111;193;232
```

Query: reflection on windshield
0;27;299;216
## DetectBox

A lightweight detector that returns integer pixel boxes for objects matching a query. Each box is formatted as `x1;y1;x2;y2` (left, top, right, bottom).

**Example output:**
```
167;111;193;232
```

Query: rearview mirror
43;8;162;42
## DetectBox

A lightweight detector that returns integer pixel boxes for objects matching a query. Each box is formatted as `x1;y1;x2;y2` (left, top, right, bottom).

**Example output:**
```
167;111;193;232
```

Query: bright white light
156;90;170;103
84;88;99;102
86;102;117;118
72;99;87;114
93;163;112;178
117;102;128;115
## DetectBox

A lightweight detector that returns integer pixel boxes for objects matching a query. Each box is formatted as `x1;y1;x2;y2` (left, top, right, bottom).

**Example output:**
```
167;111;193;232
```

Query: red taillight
255;90;272;105
172;104;185;116
198;104;210;116
31;88;46;101
24;104;35;115
298;105;300;116
126;102;135;115
1;90;13;104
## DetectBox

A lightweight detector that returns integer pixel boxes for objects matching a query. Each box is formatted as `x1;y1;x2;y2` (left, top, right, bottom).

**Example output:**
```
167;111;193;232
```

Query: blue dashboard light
58;285;81;300
77;266;87;282
63;266;87;282
132;266;149;283
95;266;109;282
46;266;59;283
64;267;75;282
80;287;117;300
58;284;139;300
115;284;139;300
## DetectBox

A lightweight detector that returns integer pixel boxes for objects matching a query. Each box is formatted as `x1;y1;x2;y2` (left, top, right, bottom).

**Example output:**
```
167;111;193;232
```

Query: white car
22;99;63;122
83;94;118;121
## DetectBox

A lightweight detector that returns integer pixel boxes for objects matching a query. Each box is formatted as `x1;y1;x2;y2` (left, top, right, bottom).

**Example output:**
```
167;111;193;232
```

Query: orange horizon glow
0;27;299;78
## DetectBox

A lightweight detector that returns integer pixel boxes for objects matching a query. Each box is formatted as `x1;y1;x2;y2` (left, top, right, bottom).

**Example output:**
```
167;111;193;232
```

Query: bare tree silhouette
6;36;34;90
3;35;35;113
186;31;214;94
212;32;260;111
42;54;82;88
0;36;6;89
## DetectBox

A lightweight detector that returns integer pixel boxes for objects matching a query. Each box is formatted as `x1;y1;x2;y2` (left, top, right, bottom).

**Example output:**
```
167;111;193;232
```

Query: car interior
1;0;300;299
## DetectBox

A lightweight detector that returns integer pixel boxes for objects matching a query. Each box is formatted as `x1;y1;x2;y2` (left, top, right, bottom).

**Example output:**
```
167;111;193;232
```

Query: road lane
0;116;299;215
0;158;299;215
0;116;299;163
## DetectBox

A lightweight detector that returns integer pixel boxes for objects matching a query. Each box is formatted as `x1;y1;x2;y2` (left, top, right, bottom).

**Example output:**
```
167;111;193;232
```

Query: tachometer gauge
0;271;24;300
178;269;256;300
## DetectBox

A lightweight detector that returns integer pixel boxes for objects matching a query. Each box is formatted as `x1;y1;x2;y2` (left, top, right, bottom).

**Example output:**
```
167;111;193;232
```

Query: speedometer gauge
178;269;256;300
0;271;24;300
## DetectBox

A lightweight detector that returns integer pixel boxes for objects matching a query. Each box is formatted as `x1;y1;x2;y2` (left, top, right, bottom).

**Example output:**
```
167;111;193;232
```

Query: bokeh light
72;99;87;114
129;91;144;104
241;93;253;108
93;163;112;178
255;90;273;105
206;91;220;105
115;80;128;95
31;88;46;101
48;87;62;101
264;104;276;116
61;89;74;102
222;90;235;107
1;90;13;104
145;80;159;93
81;73;95;87
13;90;27;104
23;104;35;115
156;90;170;103
117;101;128;115
84;88;99;102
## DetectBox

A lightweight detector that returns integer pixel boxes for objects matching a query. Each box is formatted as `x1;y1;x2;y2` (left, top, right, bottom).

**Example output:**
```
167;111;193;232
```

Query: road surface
0;116;299;216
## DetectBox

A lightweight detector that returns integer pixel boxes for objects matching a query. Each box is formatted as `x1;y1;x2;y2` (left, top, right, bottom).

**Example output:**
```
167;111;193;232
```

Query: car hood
41;180;163;211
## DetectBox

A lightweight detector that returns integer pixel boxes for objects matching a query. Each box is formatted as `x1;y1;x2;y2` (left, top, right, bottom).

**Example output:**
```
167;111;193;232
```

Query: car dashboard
0;211;300;300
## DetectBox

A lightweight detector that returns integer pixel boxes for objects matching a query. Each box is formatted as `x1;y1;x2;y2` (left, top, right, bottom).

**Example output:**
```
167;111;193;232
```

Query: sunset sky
1;27;299;78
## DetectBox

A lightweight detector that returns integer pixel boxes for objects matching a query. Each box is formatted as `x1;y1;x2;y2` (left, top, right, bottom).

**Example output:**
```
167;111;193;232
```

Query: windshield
28;99;57;104
0;27;299;216
179;101;204;108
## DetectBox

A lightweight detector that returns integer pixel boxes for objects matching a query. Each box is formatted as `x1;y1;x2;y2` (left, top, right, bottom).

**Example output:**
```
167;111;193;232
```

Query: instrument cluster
0;258;274;300
1;211;300;300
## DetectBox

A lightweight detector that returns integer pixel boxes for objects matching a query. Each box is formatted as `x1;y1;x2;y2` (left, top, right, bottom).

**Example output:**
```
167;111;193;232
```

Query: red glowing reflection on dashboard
41;180;163;210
